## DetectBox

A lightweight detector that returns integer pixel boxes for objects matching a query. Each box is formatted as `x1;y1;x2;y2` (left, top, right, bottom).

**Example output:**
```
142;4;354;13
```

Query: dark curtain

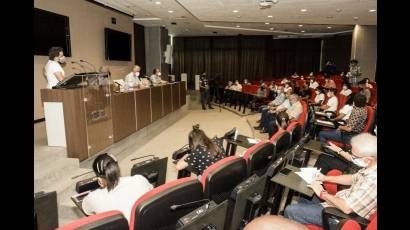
321;35;352;73
173;36;323;86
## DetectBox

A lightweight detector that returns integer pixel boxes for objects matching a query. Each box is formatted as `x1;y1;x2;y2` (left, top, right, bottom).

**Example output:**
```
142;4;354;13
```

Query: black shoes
208;106;214;109
202;107;206;110
254;126;262;130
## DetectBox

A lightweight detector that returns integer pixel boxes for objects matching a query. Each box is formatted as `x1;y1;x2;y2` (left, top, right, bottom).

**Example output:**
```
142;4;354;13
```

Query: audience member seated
265;94;303;137
255;86;286;125
231;80;242;91
256;91;291;133
363;78;373;89
298;84;311;101
323;75;336;89
284;133;377;227
281;77;290;84
359;80;371;104
256;83;267;96
319;88;338;112
309;72;314;78
243;78;251;85
125;65;143;89
225;81;234;90
267;111;291;138
291;72;299;79
309;87;325;105
244;215;308;230
82;153;153;223
309;79;319;89
284;82;293;94
175;125;225;176
150;68;167;85
340;82;352;96
329;94;354;123
318;94;367;146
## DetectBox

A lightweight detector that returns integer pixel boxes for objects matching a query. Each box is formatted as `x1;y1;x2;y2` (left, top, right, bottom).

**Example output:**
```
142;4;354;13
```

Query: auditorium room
34;0;377;229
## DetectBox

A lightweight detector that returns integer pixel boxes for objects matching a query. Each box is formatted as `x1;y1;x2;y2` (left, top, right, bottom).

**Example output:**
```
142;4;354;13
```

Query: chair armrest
322;207;369;230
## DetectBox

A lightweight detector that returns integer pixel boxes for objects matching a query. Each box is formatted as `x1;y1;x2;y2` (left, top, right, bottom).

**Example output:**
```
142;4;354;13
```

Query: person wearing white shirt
233;80;242;91
150;68;167;85
44;47;66;89
125;65;142;88
309;79;319;89
82;153;153;223
320;88;338;112
339;82;352;96
309;87;325;105
225;81;234;90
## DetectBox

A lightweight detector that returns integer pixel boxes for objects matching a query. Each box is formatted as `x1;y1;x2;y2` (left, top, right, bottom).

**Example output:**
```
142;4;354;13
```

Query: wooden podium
41;81;186;161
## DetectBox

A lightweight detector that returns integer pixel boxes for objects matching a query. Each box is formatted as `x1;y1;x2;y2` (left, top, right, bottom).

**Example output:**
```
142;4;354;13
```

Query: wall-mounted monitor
34;8;71;56
104;28;131;61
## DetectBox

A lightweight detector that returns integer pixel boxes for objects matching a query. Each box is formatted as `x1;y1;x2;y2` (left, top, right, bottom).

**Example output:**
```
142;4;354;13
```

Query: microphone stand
71;61;87;74
80;60;97;73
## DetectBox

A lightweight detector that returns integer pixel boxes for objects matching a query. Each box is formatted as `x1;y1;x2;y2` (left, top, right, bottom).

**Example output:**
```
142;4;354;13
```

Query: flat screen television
34;8;71;56
105;28;131;61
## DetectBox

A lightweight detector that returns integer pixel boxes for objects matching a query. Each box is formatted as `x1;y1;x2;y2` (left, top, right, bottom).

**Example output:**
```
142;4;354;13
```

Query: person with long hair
82;153;153;222
175;125;225;175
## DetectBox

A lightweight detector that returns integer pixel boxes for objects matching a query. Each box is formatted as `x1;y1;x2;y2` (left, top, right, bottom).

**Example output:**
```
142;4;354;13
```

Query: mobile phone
280;168;292;175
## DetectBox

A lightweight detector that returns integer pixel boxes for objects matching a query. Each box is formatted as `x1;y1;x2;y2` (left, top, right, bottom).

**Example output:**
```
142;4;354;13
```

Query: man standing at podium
44;47;66;89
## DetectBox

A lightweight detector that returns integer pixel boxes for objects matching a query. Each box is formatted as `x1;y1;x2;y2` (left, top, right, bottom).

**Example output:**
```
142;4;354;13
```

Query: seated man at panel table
265;94;303;137
255;86;286;128
231;80;242;91
82;153;153;223
124;65;143;89
225;81;234;90
243;78;251;85
284;133;377;228
150;68;167;85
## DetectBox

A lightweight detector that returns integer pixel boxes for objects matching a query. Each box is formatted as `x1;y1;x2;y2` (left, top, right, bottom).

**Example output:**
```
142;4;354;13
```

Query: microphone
131;154;155;162
170;199;210;211
71;61;87;73
80;59;97;73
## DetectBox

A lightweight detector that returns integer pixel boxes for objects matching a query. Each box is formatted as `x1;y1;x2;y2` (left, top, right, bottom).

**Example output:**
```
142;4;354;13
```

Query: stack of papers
247;138;260;144
295;167;320;184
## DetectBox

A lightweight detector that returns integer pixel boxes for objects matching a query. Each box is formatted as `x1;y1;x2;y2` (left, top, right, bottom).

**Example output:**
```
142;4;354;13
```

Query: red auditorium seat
337;94;348;112
368;88;377;107
286;121;302;146
269;129;291;159
242;140;274;176
351;87;361;94
56;210;129;230
129;177;203;230
201;156;247;204
328;106;375;149
297;100;309;133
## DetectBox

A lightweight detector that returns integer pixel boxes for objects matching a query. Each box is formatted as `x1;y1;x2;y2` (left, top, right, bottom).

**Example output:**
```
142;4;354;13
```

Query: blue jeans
319;130;353;146
263;112;276;131
284;196;324;226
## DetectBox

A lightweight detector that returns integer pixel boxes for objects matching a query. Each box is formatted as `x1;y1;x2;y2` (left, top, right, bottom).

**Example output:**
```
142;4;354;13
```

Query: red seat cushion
269;129;286;143
305;224;323;230
242;140;270;163
341;220;362;230
323;169;343;195
366;214;377;230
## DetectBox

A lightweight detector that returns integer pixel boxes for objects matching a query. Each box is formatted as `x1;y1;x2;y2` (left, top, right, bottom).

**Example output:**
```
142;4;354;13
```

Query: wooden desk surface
271;165;314;197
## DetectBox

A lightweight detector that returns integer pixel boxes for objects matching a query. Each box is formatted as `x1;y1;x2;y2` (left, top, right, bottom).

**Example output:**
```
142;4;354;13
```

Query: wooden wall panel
172;83;180;111
180;81;186;106
151;86;163;122
111;92;137;143
162;84;172;116
135;88;151;130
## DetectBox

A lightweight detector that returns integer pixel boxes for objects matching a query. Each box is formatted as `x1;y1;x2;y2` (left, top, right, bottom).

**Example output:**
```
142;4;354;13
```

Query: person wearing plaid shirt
284;133;377;227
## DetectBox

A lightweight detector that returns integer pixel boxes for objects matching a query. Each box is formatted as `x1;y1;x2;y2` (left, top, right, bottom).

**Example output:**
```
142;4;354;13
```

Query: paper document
295;167;320;184
247;138;260;144
315;119;335;127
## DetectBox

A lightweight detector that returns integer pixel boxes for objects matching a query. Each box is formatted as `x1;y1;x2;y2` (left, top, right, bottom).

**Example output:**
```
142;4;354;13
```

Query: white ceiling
93;0;377;37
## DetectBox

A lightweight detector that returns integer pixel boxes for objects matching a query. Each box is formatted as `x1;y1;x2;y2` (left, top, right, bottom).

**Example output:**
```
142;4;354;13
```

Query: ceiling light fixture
336;9;342;13
155;1;161;5
301;30;305;32
236;25;240;28
300;9;307;12
353;16;359;20
168;10;174;13
327;26;332;29
369;9;376;12
270;27;274;30
265;22;270;25
268;15;273;18
233;10;239;13
298;24;303;27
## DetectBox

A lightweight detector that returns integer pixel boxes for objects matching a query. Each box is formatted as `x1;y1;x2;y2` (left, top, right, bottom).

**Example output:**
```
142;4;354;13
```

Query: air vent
132;17;161;21
175;16;187;20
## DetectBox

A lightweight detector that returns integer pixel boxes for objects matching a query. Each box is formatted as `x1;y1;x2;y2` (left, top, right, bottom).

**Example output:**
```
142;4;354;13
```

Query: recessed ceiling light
327;26;332;29
265;22;270;25
155;1;161;5
353;16;359;20
300;9;307;12
298;24;303;27
301;30;305;33
270;28;274;30
168;10;174;13
236;25;240;28
369;9;376;12
268;15;273;18
233;10;239;13
336;9;342;13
